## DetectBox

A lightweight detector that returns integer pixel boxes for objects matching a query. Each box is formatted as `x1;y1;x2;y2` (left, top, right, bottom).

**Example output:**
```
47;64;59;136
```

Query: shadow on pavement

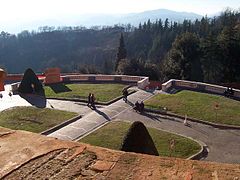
94;108;111;121
19;93;47;108
139;112;161;121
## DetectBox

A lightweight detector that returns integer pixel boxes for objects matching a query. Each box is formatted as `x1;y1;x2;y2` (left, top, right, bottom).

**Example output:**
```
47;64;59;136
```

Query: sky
0;0;239;33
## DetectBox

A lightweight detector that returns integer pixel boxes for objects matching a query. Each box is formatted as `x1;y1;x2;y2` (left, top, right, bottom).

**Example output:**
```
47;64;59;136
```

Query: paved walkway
47;99;100;115
47;90;154;141
0;85;31;111
0;85;100;115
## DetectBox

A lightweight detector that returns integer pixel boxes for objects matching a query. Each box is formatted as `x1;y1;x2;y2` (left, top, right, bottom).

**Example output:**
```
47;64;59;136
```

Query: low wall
10;82;21;92
162;79;240;100
5;74;23;82
5;74;44;83
137;77;149;89
7;74;150;91
61;74;149;90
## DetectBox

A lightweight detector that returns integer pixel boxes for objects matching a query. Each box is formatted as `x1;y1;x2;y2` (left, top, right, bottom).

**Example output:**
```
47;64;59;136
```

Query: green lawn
44;83;127;103
0;106;77;133
145;90;240;126
80;121;201;158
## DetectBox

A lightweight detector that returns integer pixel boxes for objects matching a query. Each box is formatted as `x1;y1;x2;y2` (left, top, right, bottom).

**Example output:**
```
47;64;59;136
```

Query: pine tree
163;32;203;81
115;33;127;71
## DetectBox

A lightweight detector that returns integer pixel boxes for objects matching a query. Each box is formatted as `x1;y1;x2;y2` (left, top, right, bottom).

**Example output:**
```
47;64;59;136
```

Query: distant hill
5;9;203;34
77;9;203;27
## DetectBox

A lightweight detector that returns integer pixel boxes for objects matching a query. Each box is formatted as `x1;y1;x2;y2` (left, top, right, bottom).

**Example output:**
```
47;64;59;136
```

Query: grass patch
145;90;240;126
44;83;127;103
0;106;77;133
80;121;201;158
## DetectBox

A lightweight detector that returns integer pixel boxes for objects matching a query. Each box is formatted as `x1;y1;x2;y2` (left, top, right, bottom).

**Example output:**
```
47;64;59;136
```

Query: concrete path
115;109;240;164
47;99;101;115
0;85;31;111
47;90;154;141
0;85;98;116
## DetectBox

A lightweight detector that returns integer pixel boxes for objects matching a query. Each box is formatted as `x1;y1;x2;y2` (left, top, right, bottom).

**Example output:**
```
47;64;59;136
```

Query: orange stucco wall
0;70;6;91
44;68;61;84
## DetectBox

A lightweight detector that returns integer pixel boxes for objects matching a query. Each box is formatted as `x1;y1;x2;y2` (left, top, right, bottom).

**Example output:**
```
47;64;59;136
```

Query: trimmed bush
121;121;159;156
18;68;43;94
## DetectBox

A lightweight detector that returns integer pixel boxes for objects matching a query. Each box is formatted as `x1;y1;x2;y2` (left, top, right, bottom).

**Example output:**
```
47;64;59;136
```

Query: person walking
134;101;140;112
87;93;91;107
139;101;145;113
122;88;128;102
90;93;96;109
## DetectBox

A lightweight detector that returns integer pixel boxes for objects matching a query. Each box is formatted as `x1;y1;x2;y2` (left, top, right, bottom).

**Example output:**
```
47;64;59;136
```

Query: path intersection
48;90;153;141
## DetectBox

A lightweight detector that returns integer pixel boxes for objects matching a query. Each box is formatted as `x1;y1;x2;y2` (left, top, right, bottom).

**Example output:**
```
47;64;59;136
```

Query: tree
143;62;160;80
116;58;144;76
163;32;203;81
115;33;127;71
217;26;240;82
201;32;223;82
164;18;169;31
18;68;43;94
121;121;159;156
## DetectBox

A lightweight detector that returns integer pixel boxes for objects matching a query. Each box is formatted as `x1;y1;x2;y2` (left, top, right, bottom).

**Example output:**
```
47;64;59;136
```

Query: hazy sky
0;0;239;33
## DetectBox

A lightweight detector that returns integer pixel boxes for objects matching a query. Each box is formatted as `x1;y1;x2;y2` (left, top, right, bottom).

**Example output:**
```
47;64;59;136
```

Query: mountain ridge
4;8;203;34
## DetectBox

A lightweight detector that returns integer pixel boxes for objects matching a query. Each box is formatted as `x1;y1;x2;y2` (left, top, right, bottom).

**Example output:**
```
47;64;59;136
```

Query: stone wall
62;74;149;90
8;74;149;92
162;79;240;99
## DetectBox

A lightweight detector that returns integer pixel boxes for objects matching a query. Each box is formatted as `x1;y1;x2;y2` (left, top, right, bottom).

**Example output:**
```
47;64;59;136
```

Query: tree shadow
19;92;47;108
48;83;72;94
94;108;111;121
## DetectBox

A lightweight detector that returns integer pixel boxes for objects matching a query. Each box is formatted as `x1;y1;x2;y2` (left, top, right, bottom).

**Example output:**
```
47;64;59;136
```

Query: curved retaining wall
162;79;240;100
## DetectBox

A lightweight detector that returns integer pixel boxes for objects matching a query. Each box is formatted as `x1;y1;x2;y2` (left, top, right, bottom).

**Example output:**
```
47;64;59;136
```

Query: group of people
224;87;234;97
122;88;144;112
87;93;96;109
134;101;144;113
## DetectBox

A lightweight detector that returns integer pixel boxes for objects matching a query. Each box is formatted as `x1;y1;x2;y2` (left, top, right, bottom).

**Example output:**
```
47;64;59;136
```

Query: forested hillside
125;9;240;83
0;9;239;83
0;26;123;73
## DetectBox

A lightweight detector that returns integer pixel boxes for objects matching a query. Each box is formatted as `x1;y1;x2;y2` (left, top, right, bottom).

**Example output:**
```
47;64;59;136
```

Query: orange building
44;68;61;84
0;68;6;91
